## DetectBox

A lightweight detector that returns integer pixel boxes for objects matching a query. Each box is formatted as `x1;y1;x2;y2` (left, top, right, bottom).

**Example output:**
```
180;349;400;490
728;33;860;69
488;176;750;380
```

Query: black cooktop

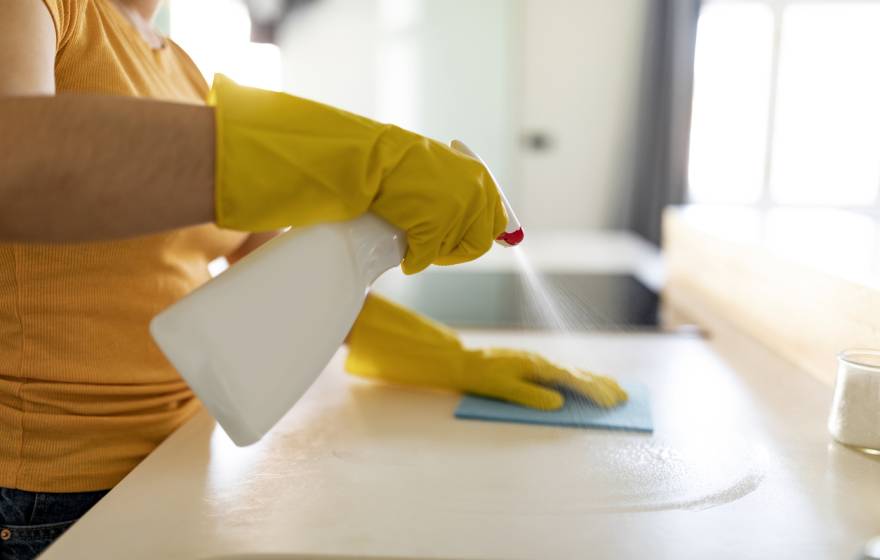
375;272;660;331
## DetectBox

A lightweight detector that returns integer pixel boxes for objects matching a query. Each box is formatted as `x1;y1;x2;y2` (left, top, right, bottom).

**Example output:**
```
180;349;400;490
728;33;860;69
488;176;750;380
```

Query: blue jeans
0;487;109;560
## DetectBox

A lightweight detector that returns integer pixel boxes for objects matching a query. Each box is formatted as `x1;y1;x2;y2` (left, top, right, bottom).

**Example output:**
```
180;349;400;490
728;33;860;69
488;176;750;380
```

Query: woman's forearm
0;94;216;242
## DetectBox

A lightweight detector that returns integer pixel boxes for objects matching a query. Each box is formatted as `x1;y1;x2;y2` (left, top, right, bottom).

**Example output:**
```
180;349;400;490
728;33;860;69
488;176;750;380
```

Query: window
688;1;880;213
688;2;774;204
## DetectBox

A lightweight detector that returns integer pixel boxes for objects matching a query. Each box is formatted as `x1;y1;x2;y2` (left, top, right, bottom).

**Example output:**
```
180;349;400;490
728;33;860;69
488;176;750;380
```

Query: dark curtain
627;0;702;245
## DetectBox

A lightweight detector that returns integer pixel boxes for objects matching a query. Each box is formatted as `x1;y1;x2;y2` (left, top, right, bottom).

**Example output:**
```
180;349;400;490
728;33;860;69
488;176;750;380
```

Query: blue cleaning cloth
455;382;653;433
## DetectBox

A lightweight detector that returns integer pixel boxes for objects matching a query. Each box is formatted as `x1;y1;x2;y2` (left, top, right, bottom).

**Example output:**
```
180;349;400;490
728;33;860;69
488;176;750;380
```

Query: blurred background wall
276;0;652;231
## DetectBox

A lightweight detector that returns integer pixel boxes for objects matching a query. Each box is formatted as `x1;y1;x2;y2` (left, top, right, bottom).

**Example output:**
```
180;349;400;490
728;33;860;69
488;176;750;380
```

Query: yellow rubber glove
207;75;506;274
345;294;628;410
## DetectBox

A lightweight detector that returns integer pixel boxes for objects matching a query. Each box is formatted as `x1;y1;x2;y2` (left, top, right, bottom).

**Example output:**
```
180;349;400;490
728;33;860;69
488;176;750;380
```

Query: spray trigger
450;140;524;247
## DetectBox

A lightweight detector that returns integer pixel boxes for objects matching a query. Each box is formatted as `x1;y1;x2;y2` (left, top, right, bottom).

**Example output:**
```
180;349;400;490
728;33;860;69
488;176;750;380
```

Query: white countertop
39;230;880;558
42;326;880;559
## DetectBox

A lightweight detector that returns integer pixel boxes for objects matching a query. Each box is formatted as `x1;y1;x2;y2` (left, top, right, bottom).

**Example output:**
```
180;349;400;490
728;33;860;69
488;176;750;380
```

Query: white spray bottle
150;141;523;446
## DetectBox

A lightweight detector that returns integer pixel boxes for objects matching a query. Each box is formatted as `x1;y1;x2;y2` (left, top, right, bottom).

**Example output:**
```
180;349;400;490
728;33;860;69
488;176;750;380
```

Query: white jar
828;349;880;451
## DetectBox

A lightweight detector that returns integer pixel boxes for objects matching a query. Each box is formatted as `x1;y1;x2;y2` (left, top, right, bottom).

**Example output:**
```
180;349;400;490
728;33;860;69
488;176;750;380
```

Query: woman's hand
345;294;628;410
208;75;507;274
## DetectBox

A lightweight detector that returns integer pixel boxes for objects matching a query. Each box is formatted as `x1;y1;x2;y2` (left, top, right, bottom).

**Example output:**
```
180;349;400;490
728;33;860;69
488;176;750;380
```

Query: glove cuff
207;75;413;232
345;294;471;390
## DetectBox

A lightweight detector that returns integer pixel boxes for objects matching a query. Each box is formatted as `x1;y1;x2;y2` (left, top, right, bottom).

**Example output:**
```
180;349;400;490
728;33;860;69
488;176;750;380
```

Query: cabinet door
519;0;647;230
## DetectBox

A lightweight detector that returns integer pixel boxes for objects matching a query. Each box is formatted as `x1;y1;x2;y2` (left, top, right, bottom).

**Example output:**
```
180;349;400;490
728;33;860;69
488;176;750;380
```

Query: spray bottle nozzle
450;140;524;248
497;228;525;247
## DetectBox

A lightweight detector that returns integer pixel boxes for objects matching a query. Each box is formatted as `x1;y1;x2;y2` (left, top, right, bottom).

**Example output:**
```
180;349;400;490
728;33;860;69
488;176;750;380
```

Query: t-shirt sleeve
39;0;77;50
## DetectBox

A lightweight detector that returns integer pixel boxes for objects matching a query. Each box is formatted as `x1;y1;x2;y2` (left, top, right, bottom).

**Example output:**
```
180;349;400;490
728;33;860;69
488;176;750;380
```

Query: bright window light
688;2;775;204
168;0;282;91
769;4;880;206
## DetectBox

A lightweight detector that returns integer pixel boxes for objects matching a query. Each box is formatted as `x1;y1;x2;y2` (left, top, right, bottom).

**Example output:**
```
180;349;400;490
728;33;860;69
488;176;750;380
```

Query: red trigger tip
496;228;525;247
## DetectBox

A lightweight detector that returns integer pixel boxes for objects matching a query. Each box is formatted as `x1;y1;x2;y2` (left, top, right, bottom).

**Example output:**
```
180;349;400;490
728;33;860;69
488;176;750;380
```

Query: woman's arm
0;0;215;243
1;0;55;95
0;95;216;242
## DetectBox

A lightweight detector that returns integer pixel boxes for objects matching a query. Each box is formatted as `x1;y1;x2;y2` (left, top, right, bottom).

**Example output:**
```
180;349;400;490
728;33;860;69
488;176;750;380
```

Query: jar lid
838;349;880;370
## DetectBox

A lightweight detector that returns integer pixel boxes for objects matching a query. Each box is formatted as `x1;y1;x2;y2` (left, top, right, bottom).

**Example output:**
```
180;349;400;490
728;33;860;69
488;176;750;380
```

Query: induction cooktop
374;272;661;331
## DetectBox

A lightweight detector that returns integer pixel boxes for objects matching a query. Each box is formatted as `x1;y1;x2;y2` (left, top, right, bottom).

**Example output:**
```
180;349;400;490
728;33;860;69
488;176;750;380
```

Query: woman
0;1;626;558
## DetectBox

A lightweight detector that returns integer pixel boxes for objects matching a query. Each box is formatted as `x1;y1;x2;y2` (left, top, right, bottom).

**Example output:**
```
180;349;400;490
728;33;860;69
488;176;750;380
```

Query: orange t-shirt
0;0;247;492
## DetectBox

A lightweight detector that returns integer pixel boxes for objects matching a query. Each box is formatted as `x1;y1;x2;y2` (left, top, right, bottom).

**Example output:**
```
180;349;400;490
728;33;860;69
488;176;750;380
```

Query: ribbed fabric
0;0;247;492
